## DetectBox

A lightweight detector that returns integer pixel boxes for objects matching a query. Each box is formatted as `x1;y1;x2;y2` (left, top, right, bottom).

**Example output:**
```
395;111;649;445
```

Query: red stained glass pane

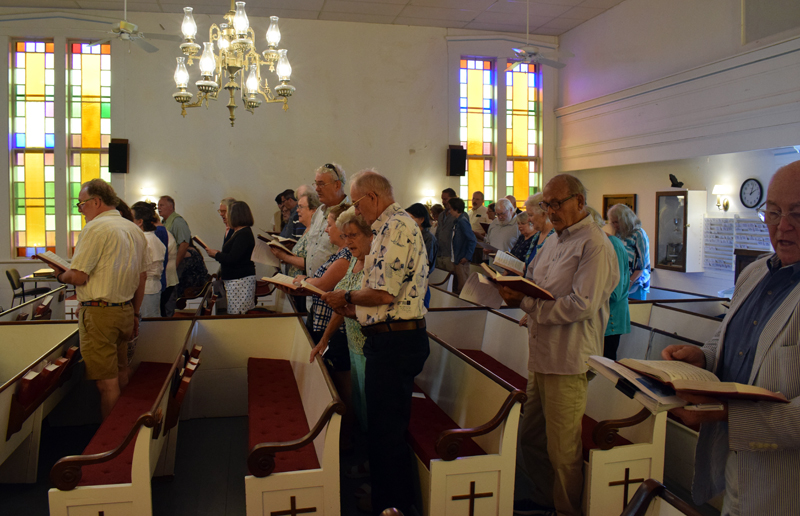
45;43;54;53
101;44;111;55
484;61;491;69
72;43;82;53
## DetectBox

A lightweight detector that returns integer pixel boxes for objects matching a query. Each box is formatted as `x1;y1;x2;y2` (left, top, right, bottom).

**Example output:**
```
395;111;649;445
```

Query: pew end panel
425;308;488;352
583;376;667;516
412;330;525;516
0;323;79;483
480;310;530;380
429;285;478;309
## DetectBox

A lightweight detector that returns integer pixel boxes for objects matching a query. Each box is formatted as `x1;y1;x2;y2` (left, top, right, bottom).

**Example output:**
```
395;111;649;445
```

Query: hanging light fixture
173;1;295;126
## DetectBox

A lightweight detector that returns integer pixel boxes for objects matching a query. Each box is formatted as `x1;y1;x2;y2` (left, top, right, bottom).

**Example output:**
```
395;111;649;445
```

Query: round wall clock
739;178;763;208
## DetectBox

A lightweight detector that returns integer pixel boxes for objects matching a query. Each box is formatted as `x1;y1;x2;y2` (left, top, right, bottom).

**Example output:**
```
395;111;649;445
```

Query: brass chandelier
173;0;295;126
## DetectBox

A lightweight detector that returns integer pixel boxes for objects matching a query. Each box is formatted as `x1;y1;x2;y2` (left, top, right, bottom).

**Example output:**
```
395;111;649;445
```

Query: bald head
766;160;800;265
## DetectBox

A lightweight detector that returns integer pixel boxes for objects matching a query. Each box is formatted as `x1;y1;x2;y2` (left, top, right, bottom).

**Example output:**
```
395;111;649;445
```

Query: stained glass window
506;61;541;201
458;58;495;201
67;42;112;252
10;41;56;258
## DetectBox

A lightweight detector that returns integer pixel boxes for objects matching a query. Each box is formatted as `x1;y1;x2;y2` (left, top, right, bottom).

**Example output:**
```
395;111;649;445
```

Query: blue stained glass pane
15;133;25;148
45;134;55;148
24;248;35;257
460;98;467;109
483;99;491;110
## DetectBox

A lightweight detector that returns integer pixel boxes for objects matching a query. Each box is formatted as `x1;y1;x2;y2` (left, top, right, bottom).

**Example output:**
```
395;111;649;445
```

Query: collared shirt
164;212;192;245
71;210;149;303
306;195;349;277
142;231;166;295
719;256;800;383
435;211;456;257
280;206;306;239
356;203;429;326
525;228;556;269
606;234;632;337
521;214;619;374
485;215;520;252
620;227;651;295
469;205;488;234
310;247;352;332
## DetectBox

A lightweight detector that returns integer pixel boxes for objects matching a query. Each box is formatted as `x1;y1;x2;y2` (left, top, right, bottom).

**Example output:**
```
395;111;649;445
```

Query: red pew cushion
408;385;486;469
458;349;527;391
247;358;320;474
79;361;173;486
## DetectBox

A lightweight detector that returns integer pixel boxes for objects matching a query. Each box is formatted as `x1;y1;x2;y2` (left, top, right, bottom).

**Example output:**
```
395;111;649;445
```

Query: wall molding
556;37;800;171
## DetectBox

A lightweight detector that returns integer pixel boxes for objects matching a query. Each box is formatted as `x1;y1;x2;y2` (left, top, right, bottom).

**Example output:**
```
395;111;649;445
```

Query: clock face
739;178;763;209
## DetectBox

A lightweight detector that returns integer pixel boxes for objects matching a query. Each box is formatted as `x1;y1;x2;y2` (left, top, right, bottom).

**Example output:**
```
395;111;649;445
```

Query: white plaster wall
0;9;544;307
573;148;799;296
558;0;800;107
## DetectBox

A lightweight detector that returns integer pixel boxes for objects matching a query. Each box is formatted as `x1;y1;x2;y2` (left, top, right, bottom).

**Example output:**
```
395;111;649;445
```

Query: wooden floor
0;416;372;516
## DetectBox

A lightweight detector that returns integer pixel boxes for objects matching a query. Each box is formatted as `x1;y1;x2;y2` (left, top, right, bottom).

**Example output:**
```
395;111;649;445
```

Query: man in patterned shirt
324;169;429;515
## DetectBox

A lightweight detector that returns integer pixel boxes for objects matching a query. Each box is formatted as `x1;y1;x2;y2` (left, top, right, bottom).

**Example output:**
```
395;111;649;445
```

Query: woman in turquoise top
608;203;651;300
312;207;373;431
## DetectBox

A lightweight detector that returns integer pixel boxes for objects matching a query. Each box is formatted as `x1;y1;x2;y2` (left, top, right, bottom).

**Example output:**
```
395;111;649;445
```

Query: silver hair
298;190;321;210
336;206;372;235
496;198;513;213
524;193;545;214
351;168;395;200
220;197;236;211
315;163;347;185
585;206;605;227
516;212;531;225
607;203;641;239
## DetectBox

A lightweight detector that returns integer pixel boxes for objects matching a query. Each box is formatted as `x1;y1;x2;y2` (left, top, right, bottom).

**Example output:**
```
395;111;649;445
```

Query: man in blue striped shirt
663;160;800;515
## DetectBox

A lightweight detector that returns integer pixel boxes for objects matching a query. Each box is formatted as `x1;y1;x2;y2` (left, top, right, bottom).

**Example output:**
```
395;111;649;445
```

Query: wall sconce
141;187;156;203
712;185;732;211
422;189;436;209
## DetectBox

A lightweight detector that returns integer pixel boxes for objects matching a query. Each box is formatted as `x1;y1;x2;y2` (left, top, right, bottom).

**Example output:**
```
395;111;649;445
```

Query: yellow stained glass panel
81;152;100;184
513;161;529;202
25;152;44;199
82;102;101;148
468;159;484;194
26;53;45;96
82;54;101;97
466;69;483;108
512;114;527;157
27;207;46;247
467;113;483;155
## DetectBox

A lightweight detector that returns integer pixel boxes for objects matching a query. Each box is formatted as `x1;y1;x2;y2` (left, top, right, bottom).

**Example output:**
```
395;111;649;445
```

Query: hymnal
300;280;326;296
33;268;55;277
251;238;282;268
459;272;504;309
33;251;70;272
260;273;302;290
588;356;688;413
479;263;554;300
492;251;524;276
192;235;209;249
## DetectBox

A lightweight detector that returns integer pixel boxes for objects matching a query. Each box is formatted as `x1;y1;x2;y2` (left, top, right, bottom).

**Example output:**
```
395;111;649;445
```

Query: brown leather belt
361;318;426;337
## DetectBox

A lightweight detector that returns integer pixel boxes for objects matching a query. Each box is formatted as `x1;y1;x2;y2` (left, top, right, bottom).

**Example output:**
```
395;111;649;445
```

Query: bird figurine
669;174;684;188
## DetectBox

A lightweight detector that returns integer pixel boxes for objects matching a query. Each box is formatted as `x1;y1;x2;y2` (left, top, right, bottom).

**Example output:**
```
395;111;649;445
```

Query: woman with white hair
608;203;651;300
484;197;519;253
522;193;556;269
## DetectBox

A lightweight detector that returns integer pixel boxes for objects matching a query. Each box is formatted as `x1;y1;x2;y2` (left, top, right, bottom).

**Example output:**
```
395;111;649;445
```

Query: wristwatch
344;290;352;304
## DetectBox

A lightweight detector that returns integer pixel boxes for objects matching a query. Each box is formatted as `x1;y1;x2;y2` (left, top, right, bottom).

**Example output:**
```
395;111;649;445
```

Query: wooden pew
0;320;79;483
646;304;722;344
0;285;67;322
410;330;525;516
178;314;343;515
426;307;668;516
48;316;200;516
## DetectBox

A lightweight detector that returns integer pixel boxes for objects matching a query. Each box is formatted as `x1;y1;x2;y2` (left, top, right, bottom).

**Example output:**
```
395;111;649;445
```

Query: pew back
428;285;477;308
647;304;721;344
0;286;67;322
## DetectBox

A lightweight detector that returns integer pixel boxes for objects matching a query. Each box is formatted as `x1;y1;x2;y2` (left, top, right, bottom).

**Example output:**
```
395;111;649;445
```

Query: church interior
0;0;799;515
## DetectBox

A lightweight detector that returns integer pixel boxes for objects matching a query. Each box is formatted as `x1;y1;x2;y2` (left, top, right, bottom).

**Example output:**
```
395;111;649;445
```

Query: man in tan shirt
501;174;618;516
54;179;148;419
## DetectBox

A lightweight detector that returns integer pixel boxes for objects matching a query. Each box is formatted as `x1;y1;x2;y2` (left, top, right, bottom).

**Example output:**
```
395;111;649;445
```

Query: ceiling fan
89;0;181;53
510;0;573;70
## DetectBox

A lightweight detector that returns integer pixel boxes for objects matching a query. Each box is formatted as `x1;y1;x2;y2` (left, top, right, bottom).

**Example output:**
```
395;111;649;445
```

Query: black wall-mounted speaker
446;145;467;177
109;139;129;174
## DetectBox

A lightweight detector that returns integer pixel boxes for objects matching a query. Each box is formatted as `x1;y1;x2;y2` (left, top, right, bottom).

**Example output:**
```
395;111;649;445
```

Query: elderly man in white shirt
500;174;619;516
53;179;148;420
484;197;520;253
469;190;489;238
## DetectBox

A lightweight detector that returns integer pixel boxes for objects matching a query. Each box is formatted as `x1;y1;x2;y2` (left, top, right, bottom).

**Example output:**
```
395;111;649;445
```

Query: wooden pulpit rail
591;408;651;451
426;330;527;461
0;327;78;395
621;479;704;516
651;303;726;323
50;318;200;491
247;318;345;478
0;319;76;327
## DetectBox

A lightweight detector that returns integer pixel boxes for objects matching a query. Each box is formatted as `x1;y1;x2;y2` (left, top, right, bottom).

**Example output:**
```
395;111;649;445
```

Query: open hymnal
492;251;525;276
260;233;298;248
192;235;210;249
617;358;789;402
588;356;688;413
33;251;70;272
257;235;296;256
300;280;326;296
260;273;303;291
33;268;55;277
459;272;504;309
479;263;554;300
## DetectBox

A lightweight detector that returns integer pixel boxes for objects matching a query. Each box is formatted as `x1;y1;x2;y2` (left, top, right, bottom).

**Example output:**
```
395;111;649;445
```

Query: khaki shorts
79;305;134;381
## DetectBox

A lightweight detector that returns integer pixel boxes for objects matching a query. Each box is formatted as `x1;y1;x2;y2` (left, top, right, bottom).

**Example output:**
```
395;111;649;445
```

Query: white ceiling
0;0;625;36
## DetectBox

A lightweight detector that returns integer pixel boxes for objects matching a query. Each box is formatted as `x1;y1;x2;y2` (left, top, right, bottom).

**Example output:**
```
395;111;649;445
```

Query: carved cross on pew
452;481;494;516
608;467;645;511
270;496;317;516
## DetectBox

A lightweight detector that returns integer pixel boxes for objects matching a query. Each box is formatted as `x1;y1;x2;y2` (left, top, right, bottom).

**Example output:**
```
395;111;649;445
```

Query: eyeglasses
217;209;227;214
539;194;576;212
757;208;800;227
314;163;342;188
342;232;360;240
76;197;96;210
352;193;369;209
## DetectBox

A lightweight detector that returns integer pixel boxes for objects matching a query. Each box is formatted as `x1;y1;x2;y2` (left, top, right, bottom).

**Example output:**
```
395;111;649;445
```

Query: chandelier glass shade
173;1;295;126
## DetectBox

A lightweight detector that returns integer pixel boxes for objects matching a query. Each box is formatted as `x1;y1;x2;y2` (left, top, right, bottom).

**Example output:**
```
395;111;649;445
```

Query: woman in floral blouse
312;207;373;431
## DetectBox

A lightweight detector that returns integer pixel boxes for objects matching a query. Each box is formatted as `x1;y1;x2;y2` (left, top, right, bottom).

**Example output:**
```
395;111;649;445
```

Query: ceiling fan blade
133;37;159;53
89;38;113;48
142;33;182;42
509;61;524;71
537;57;566;69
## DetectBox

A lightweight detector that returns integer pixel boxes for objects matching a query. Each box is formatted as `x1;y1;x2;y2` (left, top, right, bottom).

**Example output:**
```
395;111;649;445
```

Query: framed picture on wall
602;194;637;220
